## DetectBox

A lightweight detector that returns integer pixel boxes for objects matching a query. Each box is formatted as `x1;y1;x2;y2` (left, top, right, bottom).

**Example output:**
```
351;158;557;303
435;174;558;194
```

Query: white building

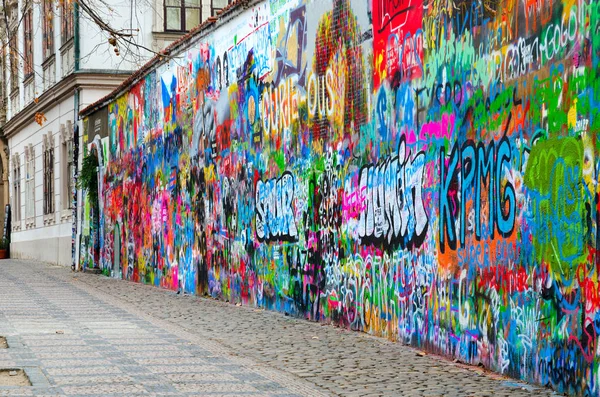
0;0;228;266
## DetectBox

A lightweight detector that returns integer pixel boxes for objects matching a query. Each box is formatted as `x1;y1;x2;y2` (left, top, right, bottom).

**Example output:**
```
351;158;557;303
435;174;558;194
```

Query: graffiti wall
89;0;600;393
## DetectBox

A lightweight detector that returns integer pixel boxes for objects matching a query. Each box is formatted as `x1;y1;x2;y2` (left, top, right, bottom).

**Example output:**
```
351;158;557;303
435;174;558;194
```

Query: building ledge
23;74;33;85
42;54;56;68
1;71;132;139
152;31;186;41
59;37;74;55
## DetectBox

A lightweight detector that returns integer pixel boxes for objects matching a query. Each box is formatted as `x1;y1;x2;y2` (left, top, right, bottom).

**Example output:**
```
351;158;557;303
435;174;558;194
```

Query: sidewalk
0;260;560;396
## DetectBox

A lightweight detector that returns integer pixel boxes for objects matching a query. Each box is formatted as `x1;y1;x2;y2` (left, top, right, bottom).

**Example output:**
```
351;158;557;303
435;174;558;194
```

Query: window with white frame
24;144;35;221
11;154;21;224
61;123;74;211
43;132;54;215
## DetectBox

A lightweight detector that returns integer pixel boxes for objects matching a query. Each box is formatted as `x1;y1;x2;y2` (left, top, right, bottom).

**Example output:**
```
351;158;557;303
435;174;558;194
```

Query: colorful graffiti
82;0;600;394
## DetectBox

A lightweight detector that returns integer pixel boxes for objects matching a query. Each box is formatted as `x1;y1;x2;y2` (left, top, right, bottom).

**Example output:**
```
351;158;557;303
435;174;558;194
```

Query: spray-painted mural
82;0;600;393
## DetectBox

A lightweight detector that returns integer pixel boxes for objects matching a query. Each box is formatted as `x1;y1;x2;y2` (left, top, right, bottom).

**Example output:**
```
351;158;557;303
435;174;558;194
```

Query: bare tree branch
76;0;180;64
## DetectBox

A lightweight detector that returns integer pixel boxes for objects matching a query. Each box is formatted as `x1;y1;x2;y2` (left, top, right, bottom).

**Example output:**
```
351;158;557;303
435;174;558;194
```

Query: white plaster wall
79;87;117;111
78;1;155;72
8;94;75;265
11;236;72;265
8;84;119;266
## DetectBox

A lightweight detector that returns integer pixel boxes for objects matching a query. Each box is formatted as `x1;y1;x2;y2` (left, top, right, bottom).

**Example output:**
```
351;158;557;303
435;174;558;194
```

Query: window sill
12;224;20;232
61;209;72;222
43;212;55;225
152;31;186;40
60;38;74;54
42;54;56;68
23;74;34;85
25;218;34;229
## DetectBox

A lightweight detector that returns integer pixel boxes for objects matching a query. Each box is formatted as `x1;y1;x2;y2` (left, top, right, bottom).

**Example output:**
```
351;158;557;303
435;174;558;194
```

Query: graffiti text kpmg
439;137;516;252
255;171;299;242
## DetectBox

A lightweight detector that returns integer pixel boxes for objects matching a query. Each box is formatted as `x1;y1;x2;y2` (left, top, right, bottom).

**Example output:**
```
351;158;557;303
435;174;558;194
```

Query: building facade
0;0;227;265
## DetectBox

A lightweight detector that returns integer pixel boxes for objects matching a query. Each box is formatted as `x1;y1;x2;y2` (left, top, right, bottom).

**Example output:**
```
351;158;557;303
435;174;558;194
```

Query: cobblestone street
0;260;561;396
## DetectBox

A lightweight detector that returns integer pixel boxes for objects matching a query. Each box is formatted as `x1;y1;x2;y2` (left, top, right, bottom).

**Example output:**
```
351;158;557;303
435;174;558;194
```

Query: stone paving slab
0;260;328;397
0;260;564;396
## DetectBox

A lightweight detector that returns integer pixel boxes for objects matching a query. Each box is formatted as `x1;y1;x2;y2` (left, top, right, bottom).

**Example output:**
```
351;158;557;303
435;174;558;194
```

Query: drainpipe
71;0;80;270
74;0;80;71
72;88;80;271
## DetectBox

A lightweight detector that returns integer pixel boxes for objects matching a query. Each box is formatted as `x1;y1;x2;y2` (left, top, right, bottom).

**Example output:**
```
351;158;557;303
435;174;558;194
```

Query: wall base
10;236;72;266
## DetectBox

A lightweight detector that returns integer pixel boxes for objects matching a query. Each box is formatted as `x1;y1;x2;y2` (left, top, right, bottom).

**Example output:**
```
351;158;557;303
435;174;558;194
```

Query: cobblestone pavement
0;260;562;396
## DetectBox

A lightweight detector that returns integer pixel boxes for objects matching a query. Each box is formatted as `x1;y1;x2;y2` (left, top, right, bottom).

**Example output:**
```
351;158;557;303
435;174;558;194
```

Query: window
43;133;54;215
61;0;74;44
24;144;35;220
11;154;21;224
211;0;230;16
61;123;74;211
23;6;33;78
0;49;4;101
43;0;54;59
9;34;18;91
164;0;201;32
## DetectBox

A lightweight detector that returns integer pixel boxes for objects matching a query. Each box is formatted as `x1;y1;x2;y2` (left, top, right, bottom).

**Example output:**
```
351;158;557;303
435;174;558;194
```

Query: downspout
72;89;80;271
72;0;80;270
74;0;80;72
71;1;81;271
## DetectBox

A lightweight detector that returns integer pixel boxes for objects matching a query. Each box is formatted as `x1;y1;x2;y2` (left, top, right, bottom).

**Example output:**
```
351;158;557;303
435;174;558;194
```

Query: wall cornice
0;71;131;139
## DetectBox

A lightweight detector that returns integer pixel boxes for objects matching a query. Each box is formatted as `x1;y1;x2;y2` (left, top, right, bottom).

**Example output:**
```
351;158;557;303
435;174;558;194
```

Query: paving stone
0;260;563;396
0;260;326;397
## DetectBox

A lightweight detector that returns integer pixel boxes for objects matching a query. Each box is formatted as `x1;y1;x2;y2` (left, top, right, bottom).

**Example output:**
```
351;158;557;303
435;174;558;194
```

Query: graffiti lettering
255;171;298;242
357;137;427;248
